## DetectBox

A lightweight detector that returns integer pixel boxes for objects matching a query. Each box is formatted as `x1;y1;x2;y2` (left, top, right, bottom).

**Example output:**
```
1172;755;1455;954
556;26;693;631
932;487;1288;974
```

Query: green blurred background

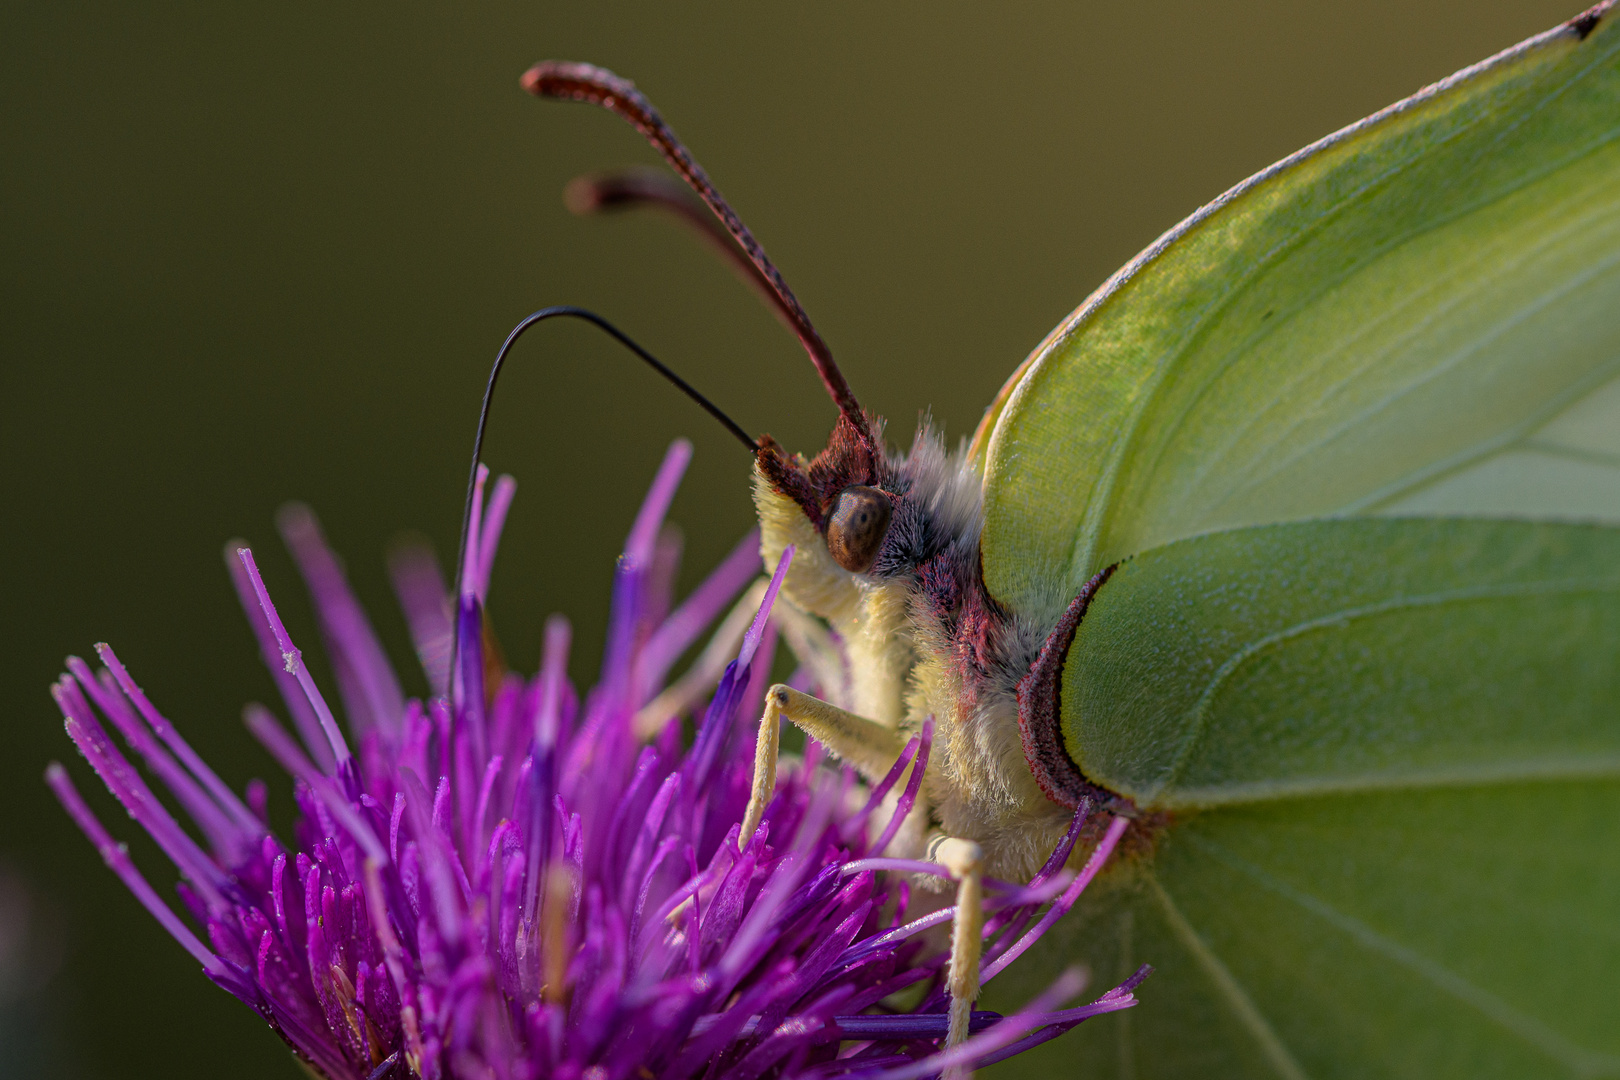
0;2;1582;1076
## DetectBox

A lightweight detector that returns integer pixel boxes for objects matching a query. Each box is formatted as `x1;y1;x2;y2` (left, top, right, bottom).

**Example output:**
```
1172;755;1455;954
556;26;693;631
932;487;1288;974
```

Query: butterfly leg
929;833;983;1053
740;684;909;848
741;687;985;1056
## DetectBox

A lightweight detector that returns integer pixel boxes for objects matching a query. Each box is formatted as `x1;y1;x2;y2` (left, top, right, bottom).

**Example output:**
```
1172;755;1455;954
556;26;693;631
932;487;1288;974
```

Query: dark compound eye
825;485;892;573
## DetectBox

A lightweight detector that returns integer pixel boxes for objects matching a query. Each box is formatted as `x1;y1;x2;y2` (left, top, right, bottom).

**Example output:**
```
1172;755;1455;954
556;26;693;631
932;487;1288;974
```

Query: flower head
47;440;1147;1079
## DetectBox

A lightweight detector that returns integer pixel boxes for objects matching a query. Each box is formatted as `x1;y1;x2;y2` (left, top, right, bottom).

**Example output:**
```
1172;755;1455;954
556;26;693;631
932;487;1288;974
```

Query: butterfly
525;4;1620;1076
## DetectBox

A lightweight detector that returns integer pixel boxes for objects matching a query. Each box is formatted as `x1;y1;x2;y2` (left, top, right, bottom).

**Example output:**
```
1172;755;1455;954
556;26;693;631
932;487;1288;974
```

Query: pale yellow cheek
751;468;861;623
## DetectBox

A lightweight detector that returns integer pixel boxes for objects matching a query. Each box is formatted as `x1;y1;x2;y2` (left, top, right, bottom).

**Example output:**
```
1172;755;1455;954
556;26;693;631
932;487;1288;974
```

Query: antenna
522;62;869;436
450;305;756;662
564;168;803;341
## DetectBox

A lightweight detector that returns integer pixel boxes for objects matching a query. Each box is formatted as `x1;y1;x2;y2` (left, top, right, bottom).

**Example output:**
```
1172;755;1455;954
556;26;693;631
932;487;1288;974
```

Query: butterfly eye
826;485;892;573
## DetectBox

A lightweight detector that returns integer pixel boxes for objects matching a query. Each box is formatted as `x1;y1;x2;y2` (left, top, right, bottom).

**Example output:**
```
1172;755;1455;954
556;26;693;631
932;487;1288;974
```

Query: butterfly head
751;412;884;618
752;414;988;635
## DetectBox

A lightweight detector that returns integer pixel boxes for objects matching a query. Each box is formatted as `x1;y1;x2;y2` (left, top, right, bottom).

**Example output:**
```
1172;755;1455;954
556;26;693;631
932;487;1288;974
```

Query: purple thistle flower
46;440;1148;1079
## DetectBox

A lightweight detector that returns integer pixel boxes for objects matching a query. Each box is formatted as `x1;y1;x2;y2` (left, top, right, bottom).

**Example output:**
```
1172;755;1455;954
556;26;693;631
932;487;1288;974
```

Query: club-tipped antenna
523;62;868;435
450;304;756;630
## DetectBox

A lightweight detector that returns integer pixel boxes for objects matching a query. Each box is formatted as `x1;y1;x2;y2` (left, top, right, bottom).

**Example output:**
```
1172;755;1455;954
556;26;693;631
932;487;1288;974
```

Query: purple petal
637;529;761;695
982;814;1129;982
46;763;230;980
868;718;930;858
625;439;692;571
278;503;406;737
388;539;454;701
226;540;337;773
473;474;517;605
236;546;352;765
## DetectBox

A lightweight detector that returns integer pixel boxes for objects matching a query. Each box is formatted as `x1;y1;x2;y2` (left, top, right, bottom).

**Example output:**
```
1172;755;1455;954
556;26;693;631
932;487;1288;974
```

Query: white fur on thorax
753;429;1074;882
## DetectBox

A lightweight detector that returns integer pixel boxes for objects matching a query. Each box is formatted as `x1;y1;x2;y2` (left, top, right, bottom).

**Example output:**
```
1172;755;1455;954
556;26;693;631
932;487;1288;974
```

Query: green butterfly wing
980;7;1620;621
973;6;1620;1077
987;518;1620;1077
1070;518;1620;811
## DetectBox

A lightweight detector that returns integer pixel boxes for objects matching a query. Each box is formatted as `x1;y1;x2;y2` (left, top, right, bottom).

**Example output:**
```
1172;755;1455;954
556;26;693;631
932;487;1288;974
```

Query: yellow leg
768;685;909;778
929;834;984;1057
743;686;982;1066
738;690;782;849
739;685;910;851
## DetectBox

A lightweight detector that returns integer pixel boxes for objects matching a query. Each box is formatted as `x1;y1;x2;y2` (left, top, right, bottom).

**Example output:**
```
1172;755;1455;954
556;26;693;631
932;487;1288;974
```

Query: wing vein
1345;352;1620;513
1070;39;1620;575
1523;440;1620;470
1166;43;1620;504
1131;39;1620;516
1230;223;1620;513
1151;577;1620;801
1160;755;1620;809
1181;831;1620;1077
1147;875;1311;1080
1162;136;1620;516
